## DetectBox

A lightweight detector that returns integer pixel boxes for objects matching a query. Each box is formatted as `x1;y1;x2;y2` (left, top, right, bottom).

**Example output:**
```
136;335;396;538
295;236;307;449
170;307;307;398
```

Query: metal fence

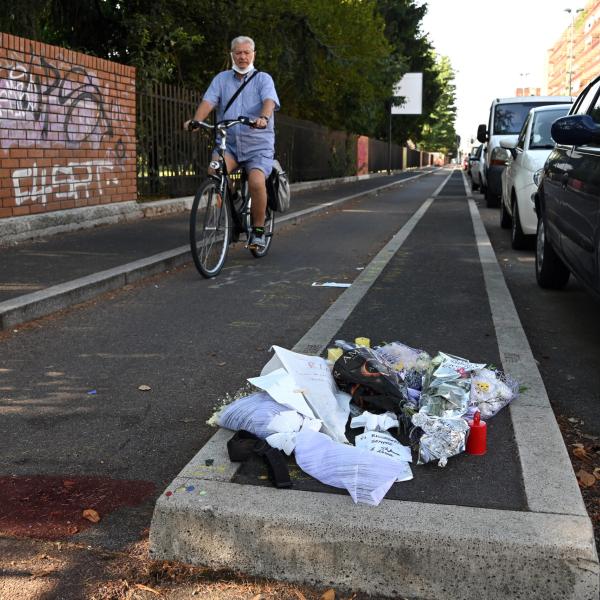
275;114;356;183
137;83;211;198
137;83;440;199
369;138;403;172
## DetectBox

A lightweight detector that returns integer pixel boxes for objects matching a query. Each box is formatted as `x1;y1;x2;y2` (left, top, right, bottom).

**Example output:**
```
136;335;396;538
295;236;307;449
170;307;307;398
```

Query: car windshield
493;102;568;135
529;108;570;149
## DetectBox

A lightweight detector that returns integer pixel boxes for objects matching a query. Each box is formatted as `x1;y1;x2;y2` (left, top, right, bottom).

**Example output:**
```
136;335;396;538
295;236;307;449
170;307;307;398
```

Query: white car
469;144;486;192
499;103;571;249
476;95;573;208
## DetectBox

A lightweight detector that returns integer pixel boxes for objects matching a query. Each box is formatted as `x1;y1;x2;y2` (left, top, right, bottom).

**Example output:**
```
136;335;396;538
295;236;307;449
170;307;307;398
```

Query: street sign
392;72;423;115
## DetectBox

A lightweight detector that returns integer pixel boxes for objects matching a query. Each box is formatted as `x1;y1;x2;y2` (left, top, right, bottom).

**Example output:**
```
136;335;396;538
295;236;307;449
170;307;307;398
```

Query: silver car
469;144;486;192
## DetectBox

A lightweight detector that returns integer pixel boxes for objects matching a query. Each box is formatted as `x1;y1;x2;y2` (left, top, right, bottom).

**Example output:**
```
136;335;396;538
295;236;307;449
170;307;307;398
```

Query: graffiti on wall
1;45;134;207
0;50;131;158
12;160;122;206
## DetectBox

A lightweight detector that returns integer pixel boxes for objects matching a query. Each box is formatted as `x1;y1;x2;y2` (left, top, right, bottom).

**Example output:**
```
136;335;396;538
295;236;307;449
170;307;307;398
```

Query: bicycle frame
205;120;252;241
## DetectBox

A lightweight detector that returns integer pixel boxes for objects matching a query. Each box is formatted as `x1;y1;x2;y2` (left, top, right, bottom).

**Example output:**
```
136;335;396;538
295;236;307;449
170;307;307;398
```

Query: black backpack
332;347;405;413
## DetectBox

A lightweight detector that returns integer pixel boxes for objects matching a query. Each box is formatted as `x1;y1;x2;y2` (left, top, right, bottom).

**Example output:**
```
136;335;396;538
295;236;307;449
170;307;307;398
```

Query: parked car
477;95;573;208
535;74;600;299
469;144;486;192
499;103;571;249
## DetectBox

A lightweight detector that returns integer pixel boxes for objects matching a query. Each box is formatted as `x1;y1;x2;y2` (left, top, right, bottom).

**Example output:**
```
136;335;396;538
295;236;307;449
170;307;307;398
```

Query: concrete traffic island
150;430;598;600
149;173;600;599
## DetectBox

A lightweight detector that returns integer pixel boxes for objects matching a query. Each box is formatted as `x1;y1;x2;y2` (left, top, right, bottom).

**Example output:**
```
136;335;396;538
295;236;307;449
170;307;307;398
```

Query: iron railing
137;83;211;198
137;83;439;199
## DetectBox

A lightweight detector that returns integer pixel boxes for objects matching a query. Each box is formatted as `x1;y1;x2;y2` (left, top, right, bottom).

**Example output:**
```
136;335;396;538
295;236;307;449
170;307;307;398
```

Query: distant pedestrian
185;36;279;250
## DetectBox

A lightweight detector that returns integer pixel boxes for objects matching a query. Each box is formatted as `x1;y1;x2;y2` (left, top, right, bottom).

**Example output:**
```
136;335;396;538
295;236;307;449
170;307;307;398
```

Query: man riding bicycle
184;36;279;250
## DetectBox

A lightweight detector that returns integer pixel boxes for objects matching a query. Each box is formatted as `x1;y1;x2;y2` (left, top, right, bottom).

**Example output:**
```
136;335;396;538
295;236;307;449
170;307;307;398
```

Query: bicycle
187;117;275;278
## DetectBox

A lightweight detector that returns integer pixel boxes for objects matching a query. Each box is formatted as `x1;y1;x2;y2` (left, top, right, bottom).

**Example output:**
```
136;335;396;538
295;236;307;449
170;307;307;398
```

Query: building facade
547;0;600;97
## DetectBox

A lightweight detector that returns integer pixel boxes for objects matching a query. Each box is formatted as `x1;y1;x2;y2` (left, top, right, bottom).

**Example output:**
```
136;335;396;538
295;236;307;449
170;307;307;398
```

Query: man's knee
248;169;267;193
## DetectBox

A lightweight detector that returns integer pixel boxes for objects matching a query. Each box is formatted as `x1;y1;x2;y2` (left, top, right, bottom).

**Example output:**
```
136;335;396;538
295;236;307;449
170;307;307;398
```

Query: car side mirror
477;124;487;144
500;139;517;159
551;114;600;146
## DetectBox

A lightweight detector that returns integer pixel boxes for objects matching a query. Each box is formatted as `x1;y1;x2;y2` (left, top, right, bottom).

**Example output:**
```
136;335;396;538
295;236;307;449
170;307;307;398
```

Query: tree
417;55;457;153
1;0;457;149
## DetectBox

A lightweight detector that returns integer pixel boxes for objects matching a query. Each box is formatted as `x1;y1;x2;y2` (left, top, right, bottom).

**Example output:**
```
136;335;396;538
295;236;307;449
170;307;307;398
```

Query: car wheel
485;186;500;208
500;196;511;229
535;217;570;289
510;198;531;249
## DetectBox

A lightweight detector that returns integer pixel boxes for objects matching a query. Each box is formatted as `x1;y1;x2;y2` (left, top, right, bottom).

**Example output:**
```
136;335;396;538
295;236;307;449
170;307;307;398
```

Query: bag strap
223;70;259;116
227;430;292;489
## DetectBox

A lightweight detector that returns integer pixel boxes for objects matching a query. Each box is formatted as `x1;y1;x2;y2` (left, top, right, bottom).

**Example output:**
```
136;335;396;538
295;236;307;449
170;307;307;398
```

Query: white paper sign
248;368;315;418
260;346;350;444
355;431;413;464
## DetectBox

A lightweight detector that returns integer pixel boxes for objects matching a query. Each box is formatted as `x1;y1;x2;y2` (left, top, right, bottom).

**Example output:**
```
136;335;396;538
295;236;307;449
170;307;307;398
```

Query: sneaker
248;231;266;250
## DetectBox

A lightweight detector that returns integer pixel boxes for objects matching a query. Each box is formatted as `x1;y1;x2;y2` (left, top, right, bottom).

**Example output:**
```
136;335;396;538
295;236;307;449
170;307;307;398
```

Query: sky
419;0;584;152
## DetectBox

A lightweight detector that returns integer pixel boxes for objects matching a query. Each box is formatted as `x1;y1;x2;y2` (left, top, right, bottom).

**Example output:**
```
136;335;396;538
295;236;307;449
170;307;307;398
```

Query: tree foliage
1;0;457;149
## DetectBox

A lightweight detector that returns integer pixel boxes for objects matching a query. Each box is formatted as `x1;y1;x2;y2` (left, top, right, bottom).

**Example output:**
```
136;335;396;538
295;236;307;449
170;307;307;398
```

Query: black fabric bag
267;159;291;212
332;346;405;413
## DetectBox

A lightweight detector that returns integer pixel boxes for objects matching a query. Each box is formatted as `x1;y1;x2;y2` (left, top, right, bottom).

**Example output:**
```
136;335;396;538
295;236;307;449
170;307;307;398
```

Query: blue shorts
213;148;273;178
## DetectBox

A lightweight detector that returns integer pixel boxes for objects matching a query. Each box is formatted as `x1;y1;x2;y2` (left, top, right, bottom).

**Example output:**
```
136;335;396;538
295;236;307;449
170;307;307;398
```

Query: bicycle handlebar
187;116;256;132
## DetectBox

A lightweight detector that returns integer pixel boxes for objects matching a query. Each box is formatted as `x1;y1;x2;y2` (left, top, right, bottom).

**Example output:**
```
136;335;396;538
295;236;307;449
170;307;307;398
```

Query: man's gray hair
231;36;255;51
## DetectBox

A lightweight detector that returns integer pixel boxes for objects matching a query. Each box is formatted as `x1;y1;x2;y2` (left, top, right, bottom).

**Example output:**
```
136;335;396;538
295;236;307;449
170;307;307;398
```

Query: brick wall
0;34;136;219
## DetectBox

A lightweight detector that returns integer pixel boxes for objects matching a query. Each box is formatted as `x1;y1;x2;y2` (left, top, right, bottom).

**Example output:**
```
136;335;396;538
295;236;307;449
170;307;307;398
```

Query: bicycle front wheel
189;179;231;278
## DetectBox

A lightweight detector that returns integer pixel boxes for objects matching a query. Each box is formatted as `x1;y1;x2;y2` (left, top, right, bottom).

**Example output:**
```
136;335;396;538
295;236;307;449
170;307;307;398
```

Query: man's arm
184;99;215;130
256;99;276;129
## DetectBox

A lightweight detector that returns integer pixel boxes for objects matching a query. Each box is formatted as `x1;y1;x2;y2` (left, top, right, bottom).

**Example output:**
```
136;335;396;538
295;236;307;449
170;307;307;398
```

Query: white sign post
392;72;423;115
388;72;423;173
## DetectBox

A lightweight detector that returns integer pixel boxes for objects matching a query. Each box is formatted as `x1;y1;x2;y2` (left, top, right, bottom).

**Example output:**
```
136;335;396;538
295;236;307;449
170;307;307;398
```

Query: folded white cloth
265;411;322;455
294;429;413;506
216;392;286;439
350;411;399;432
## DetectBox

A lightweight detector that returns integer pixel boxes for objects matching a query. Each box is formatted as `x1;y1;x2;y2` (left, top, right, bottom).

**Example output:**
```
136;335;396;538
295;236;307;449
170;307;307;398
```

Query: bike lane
0;168;595;598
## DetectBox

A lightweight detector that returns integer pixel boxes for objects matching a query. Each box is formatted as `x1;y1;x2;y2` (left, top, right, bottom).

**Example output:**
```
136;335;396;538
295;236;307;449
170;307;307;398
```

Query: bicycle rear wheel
250;206;275;258
189;179;231;278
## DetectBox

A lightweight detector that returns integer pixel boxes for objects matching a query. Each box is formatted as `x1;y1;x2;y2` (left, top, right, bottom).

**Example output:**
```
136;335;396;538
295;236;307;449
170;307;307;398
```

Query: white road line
292;170;453;355
467;197;586;516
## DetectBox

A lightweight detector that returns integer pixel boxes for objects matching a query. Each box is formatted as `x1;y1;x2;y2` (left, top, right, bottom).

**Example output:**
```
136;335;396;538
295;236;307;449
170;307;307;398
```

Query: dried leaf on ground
593;467;600;480
30;567;57;579
573;446;592;461
134;583;161;595
577;469;597;488
82;508;101;523
250;595;264;600
294;592;308;600
321;590;336;600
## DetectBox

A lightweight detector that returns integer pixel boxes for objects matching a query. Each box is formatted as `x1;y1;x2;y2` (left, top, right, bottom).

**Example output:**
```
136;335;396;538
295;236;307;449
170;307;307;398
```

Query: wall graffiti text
12;160;121;206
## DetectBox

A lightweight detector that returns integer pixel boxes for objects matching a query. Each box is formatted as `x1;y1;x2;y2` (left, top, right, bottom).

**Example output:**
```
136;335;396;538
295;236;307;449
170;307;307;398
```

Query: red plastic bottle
466;411;487;455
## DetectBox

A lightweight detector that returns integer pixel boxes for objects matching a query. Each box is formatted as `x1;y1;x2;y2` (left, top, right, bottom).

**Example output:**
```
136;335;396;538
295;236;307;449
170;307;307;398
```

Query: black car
535;74;600;300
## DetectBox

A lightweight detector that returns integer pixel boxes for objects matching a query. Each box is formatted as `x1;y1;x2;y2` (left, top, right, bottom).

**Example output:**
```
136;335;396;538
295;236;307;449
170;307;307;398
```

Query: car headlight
533;168;544;187
490;146;511;165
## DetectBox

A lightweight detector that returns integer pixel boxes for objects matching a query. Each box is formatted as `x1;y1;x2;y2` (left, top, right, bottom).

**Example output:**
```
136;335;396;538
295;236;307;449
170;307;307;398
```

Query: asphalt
0;171;426;329
0;168;597;599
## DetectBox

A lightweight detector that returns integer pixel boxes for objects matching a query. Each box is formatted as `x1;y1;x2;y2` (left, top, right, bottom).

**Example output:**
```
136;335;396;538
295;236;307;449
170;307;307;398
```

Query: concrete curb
0;202;144;245
148;170;599;599
0;172;428;330
0;170;410;246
